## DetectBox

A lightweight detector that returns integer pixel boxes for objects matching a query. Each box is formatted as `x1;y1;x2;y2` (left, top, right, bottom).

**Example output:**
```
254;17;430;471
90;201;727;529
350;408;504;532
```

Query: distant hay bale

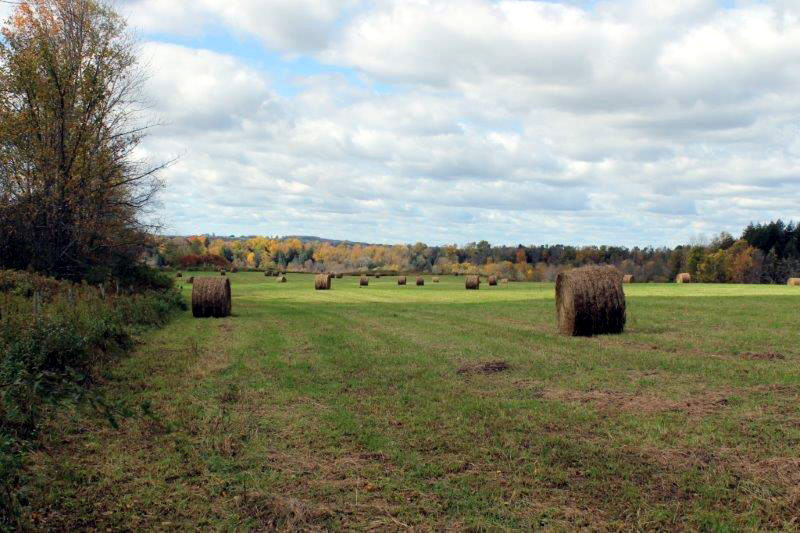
276;275;287;283
397;276;407;285
315;274;331;290
360;275;369;286
433;277;440;283
176;272;182;278
192;277;231;318
488;275;498;286
416;276;424;286
623;274;634;283
555;265;626;337
788;278;800;286
676;273;691;283
465;275;480;290
187;276;194;284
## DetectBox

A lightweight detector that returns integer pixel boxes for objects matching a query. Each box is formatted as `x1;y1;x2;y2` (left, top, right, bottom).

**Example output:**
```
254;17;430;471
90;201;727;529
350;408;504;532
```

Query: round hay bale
315;274;331;290
488;275;498;286
465;275;480;290
788;278;800;286
555;265;625;337
360;275;369;287
416;277;424;286
397;276;407;285
623;274;634;283
176;272;182;278
192;277;231;318
276;275;287;283
433;277;440;283
676;273;691;283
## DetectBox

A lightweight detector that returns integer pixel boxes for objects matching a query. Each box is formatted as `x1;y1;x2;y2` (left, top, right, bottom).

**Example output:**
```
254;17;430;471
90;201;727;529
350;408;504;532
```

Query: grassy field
21;273;800;530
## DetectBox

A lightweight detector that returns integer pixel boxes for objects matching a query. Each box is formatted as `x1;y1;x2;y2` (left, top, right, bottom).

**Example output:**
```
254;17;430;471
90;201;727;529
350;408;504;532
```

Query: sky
7;0;800;246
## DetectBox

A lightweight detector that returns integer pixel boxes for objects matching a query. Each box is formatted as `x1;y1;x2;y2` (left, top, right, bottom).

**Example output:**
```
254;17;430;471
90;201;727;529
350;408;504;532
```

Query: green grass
20;273;800;530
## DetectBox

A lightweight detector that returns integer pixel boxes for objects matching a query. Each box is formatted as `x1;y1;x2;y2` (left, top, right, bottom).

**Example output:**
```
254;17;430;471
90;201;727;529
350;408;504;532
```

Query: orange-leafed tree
0;0;165;280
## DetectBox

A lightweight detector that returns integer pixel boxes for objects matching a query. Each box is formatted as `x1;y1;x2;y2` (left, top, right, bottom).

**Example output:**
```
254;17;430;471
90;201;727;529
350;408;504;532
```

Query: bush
0;269;184;526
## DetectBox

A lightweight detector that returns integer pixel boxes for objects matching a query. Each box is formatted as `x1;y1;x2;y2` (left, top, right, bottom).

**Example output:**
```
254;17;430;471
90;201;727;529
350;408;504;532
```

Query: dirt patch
457;360;510;375
543;388;732;417
740;351;785;361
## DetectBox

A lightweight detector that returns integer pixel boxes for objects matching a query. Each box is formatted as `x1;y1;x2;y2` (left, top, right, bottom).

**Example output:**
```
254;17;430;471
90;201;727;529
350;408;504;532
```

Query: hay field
24;273;800;530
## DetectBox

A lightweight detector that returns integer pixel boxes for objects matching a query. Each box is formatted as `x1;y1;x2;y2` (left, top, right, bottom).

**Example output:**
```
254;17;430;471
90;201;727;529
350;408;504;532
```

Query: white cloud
128;1;800;245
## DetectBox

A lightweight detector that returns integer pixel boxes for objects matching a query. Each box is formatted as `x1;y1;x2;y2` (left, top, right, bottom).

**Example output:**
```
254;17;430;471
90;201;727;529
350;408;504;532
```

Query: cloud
126;1;800;245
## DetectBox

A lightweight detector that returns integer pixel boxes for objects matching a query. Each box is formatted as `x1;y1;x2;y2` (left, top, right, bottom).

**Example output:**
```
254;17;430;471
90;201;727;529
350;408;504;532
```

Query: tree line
151;220;800;283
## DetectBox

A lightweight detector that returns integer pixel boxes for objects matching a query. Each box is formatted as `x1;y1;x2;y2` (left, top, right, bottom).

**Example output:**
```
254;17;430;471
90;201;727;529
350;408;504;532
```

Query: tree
0;0;164;280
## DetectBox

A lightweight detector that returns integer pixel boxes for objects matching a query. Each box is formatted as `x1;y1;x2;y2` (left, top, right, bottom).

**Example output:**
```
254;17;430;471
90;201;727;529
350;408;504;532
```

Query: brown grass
676;273;691;283
457;360;510;375
191;277;231;318
465;275;480;290
555;265;626;336
314;274;331;290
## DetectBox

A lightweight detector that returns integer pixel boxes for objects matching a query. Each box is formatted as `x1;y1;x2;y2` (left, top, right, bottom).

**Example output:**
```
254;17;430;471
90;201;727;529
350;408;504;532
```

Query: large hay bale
360;275;369;286
623;274;634;283
555;265;625;337
488;275;498;286
315;274;331;290
398;276;407;285
433;277;440;283
416;276;424;286
788;278;800;286
276;275;287;283
192;277;231;318
465;275;480;290
676;272;691;283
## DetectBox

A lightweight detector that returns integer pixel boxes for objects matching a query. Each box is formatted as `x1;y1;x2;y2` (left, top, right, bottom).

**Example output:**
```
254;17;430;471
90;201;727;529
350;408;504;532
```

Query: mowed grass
22;273;800;530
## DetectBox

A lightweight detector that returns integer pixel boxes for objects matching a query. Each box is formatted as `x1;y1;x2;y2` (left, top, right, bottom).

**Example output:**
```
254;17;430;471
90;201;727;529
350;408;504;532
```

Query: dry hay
623;274;634;283
360;275;369;287
276;275;287;283
488;275;498;286
465;275;480;290
788;278;800;286
555;265;626;337
676;272;691;283
397;276;407;285
315;274;331;290
433;276;440;283
192;277;232;318
416;276;424;286
457;360;510;375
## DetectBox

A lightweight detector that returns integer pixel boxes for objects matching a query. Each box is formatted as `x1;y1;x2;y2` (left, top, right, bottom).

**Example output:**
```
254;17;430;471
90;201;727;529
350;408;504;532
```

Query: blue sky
93;0;800;245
